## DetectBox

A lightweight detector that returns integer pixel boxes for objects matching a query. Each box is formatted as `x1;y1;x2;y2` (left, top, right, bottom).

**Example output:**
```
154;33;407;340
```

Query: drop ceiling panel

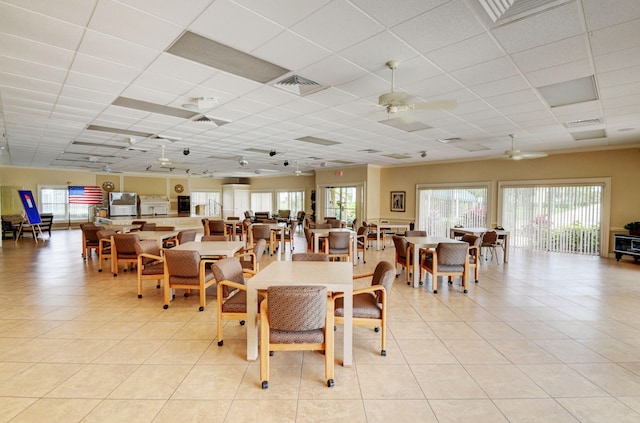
427;33;505;72
452;56;520;87
117;0;212;27
0;33;75;68
525;59;593;87
392;0;485;53
71;53;141;84
339;32;418;72
589;20;640;55
594;47;640;74
291;1;383;52
252;30;331;72
233;0;331;28
191;0;284;52
88;1;182;50
492;2;583;53
511;35;590;73
582;0;640;31
0;3;86;50
78;30;159;69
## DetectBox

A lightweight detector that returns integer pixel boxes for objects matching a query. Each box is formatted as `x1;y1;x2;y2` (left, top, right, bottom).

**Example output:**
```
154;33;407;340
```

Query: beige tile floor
1;229;640;422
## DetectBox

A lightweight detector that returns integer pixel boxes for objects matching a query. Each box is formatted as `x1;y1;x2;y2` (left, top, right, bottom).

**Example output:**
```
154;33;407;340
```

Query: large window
276;190;304;215
323;186;357;226
251;192;273;213
39;186;90;221
190;191;222;216
417;184;489;237
501;183;603;255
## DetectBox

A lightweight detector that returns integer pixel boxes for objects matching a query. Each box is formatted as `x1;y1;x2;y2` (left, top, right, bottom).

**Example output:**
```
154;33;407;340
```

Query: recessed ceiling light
379;118;432;132
537;76;598;108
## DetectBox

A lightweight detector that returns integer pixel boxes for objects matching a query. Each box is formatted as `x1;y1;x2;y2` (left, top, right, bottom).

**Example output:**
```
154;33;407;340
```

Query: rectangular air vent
479;0;572;25
571;129;607;141
563;118;603;128
295;136;341;146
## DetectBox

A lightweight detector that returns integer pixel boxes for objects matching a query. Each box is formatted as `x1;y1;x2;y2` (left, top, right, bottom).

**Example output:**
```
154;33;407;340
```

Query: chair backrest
357;226;368;236
437;243;468;265
178;230;197;244
201;235;228;241
315;223;331;229
96;229;117;241
371;260;396;303
405;230;427;237
209;220;226;234
278;210;290;219
267;285;327;332
134;239;161;260
141;222;156;231
328;231;350;253
391;235;408;256
164;249;201;278
113;233;141;255
296;211;305;220
82;225;104;243
252;224;271;241
481;231;498;245
227;216;240;220
304;227;313;249
211;257;245;297
461;234;481;247
253;239;267;262
292;253;330;261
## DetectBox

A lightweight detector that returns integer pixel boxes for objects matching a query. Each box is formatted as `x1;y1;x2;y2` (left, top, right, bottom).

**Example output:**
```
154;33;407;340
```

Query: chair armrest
242;269;257;278
333;284;385;301
353;272;374;280
217;279;247;292
138;253;163;262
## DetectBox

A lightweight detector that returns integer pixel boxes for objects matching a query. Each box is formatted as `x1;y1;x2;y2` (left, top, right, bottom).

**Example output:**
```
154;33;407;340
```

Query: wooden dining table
246;261;354;366
136;230;179;246
405;236;465;288
170;240;245;258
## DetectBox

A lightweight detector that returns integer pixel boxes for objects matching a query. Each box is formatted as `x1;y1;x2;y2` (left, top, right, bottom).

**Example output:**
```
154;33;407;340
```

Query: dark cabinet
177;196;190;214
614;234;640;262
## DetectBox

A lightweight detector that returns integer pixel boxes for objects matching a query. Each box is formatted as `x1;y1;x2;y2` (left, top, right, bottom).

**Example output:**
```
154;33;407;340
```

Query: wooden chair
201;235;228;241
334;260;395;356
80;223;103;260
420;242;469;294
461;234;481;283
134;239;164;298
481;231;501;263
291;253;330;261
111;233;141;276
162;249;217;311
260;285;334;389
405;230;427;237
325;231;352;262
211;257;259;347
391;235;412;283
237;238;267;272
164;229;196;248
95;229;117;272
250;224;276;256
356;226;367;263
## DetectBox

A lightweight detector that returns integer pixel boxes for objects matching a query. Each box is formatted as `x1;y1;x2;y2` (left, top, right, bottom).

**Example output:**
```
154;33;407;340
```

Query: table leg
246;287;259;361
413;244;420;288
314;234;319;253
342;286;353;366
352;234;357;266
376;230;381;250
503;234;509;263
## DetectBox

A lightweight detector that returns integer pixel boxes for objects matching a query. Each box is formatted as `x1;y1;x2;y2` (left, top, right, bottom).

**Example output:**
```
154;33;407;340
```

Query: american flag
68;186;103;205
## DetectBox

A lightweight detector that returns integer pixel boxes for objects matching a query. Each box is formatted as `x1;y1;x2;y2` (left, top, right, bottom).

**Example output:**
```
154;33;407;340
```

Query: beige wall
2;147;639;251
377;148;640;231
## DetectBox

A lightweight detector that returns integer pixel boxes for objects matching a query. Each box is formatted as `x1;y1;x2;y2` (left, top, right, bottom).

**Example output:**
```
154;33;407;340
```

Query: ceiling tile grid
0;0;638;174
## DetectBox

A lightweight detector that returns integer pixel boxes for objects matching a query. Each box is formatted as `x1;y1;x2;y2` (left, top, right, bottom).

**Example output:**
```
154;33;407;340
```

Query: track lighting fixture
269;150;276;157
183;148;190;156
284;160;289;166
420;151;427;158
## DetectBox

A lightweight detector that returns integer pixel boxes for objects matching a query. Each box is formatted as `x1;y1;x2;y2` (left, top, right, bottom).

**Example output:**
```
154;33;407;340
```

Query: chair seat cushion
141;262;164;275
270;328;324;344
424;258;464;273
221;290;248;313
335;293;381;319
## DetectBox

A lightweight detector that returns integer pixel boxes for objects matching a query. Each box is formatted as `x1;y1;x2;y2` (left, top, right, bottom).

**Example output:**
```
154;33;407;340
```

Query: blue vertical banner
18;190;42;224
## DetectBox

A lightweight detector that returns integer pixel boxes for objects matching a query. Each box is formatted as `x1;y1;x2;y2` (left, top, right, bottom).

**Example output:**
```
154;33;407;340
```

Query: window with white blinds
190;191;221;216
251;192;273;213
501;184;602;255
276;190;304;215
416;185;489;237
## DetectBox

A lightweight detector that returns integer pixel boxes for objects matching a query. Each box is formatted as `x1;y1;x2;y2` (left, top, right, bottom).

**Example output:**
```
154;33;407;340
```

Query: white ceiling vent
479;0;573;25
273;74;327;96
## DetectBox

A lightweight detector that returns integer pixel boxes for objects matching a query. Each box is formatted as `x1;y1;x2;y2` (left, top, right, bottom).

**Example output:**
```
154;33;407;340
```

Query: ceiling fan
378;60;457;114
156;145;171;165
501;134;548;160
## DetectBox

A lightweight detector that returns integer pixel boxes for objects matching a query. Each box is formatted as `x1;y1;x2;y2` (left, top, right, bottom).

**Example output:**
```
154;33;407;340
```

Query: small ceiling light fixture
182;97;218;110
183;148;190;156
420;151;427;158
269;150;276;157
128;137;136;145
283;160;289;166
238;157;248;167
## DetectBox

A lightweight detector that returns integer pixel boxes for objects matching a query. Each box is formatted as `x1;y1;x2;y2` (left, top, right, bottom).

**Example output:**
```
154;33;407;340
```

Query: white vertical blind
501;184;602;255
251;192;273;213
417;187;488;237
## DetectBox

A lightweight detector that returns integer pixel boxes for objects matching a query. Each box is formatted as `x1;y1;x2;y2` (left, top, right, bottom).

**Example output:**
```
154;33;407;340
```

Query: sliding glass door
501;183;603;255
322;186;358;227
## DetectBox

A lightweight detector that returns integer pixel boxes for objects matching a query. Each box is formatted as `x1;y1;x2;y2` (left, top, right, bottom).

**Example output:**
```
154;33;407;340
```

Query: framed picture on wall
390;191;405;212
